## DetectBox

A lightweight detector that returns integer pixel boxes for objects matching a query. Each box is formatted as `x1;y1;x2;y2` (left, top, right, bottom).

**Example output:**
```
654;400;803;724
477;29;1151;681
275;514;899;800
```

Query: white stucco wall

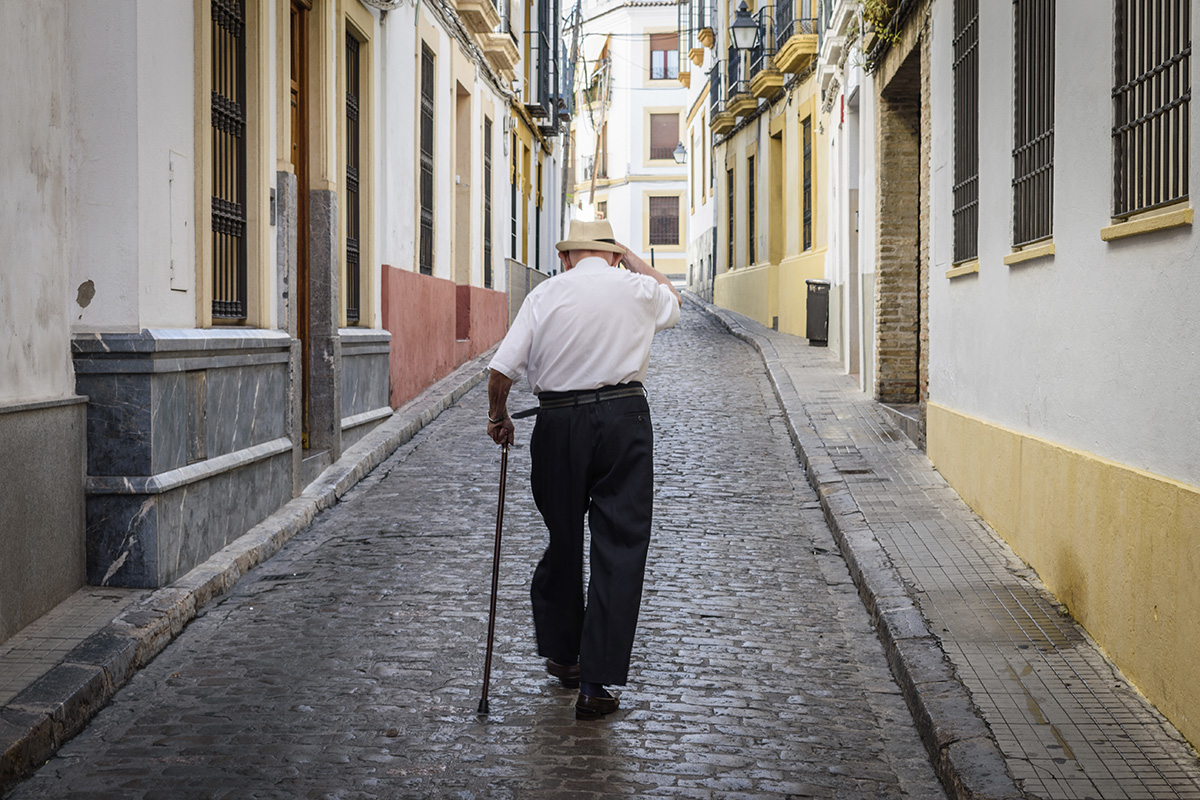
928;0;1200;486
380;12;419;273
0;0;76;405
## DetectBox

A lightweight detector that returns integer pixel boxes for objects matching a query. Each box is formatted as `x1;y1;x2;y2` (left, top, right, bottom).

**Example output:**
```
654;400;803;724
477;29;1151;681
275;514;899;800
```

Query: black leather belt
536;383;645;410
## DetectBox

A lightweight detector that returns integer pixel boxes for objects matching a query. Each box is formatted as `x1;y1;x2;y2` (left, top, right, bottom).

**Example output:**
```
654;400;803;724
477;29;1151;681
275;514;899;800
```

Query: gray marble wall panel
339;330;391;419
308;189;342;460
73;330;297;588
151;372;186;473
0;399;86;643
204;363;288;459
77;372;152;477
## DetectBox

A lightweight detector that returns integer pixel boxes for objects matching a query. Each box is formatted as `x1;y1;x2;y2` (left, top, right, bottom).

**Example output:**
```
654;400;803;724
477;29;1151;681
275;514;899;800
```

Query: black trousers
529;392;653;686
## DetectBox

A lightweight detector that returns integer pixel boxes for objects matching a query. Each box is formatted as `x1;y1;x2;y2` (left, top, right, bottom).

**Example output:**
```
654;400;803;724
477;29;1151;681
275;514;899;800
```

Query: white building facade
570;0;689;276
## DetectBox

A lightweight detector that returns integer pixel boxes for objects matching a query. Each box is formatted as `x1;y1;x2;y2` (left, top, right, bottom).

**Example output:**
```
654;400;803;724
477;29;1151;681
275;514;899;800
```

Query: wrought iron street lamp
730;1;758;51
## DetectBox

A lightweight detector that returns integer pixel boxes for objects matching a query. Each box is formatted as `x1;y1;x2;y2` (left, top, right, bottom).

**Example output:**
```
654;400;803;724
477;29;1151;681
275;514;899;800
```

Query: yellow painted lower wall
927;402;1200;749
713;250;825;336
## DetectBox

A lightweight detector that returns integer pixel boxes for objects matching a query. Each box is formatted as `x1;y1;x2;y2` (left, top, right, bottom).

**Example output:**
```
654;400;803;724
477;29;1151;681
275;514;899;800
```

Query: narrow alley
7;308;945;798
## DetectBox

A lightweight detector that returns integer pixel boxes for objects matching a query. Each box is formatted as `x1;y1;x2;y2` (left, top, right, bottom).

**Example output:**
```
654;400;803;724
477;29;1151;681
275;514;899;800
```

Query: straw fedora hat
555;219;625;255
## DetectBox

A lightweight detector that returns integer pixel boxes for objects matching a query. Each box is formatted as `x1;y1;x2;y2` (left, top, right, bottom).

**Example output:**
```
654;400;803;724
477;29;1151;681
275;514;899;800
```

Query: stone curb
0;351;495;792
687;293;1022;800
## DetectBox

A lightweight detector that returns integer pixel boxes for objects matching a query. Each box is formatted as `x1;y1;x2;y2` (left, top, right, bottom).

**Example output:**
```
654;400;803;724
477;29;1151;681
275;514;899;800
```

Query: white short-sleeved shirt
489;257;680;395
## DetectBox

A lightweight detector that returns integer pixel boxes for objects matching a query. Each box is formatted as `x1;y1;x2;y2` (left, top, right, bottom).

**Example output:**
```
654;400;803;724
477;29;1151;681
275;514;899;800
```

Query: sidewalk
0;351;495;791
694;294;1200;800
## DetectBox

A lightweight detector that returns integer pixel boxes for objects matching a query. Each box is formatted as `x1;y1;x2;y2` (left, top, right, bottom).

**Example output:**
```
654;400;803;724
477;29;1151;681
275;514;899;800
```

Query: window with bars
536;162;543;272
650;33;679;80
727;168;735;268
345;31;362;323
419;44;435;276
484;117;493;289
511;132;518;259
649;196;680;246
212;0;247;320
1113;0;1191;218
803;116;812;251
953;0;979;263
747;155;757;264
650;113;679;161
1013;0;1055;246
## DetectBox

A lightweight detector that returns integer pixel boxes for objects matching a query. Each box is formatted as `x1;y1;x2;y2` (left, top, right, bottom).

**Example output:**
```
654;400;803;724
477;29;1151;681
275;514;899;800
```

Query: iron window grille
953;0;979;263
484;118;493;289
1012;0;1055;247
803;115;812;250
748;155;757;264
750;6;777;80
710;60;725;117
212;0;247;320
775;0;817;54
650;113;679;161
535;162;542;272
419;44;435;276
727;168;735;267
649;196;680;245
1113;0;1191;217
511;133;518;259
727;44;749;98
345;32;362;323
651;33;680;80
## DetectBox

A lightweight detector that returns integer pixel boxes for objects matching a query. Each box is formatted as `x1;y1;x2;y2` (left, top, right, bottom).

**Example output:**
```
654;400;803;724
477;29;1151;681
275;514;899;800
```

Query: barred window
1113;0;1191;217
953;0;979;263
345;31;362;323
650;33;679;80
419;44;435;275
484;117;493;289
649;196;679;246
1013;0;1055;246
802;116;812;251
727;168;735;268
747;155;756;264
212;0;247;320
650;113;679;161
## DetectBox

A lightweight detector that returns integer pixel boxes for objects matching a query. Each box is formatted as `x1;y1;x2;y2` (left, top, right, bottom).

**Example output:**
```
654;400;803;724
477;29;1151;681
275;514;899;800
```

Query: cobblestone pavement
7;307;946;799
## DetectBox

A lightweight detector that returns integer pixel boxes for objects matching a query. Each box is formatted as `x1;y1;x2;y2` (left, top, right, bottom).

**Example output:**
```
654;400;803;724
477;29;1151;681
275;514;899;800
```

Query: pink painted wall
382;266;510;408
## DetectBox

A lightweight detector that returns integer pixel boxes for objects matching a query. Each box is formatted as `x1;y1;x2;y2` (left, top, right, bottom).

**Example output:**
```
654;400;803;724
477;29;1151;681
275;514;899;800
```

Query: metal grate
727;167;735;268
1113;0;1191;217
345;32;361;323
727;44;749;99
775;0;817;54
747;156;756;264
649;196;679;246
1012;0;1055;247
484;118;493;289
952;0;979;263
710;60;724;118
750;6;777;80
419;44;435;276
212;0;247;320
803;115;812;251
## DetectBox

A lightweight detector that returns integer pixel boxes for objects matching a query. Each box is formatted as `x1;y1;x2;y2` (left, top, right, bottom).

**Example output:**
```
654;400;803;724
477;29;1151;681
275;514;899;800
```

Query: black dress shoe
575;691;619;720
546;659;581;688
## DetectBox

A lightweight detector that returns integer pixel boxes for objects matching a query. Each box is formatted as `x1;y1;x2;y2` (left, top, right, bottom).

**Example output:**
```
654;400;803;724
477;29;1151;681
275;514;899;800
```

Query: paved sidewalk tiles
694;294;1200;800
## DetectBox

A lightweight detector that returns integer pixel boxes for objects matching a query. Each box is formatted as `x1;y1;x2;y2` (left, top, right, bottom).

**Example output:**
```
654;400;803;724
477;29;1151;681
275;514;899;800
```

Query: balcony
482;29;519;77
726;46;756;118
710;61;736;135
457;0;501;35
774;0;819;74
748;6;784;99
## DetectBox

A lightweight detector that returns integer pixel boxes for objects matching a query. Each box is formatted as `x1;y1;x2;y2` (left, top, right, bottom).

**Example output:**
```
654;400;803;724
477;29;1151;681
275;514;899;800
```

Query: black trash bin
806;279;830;346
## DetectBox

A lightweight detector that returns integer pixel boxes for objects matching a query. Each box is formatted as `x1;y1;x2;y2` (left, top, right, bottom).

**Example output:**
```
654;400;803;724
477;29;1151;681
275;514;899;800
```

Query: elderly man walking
486;219;681;720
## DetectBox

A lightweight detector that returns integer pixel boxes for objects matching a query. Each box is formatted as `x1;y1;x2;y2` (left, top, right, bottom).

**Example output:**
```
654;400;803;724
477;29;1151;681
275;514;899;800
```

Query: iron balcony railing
727;44;749;98
750;5;777;79
775;0;818;55
710;60;725;115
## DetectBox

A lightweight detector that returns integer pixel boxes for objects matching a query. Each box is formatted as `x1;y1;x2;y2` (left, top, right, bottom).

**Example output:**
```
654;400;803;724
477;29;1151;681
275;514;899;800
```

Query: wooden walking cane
478;442;508;715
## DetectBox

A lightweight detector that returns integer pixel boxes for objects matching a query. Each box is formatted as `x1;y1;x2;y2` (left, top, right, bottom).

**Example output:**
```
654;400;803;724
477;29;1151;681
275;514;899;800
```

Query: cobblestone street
8;307;946;799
